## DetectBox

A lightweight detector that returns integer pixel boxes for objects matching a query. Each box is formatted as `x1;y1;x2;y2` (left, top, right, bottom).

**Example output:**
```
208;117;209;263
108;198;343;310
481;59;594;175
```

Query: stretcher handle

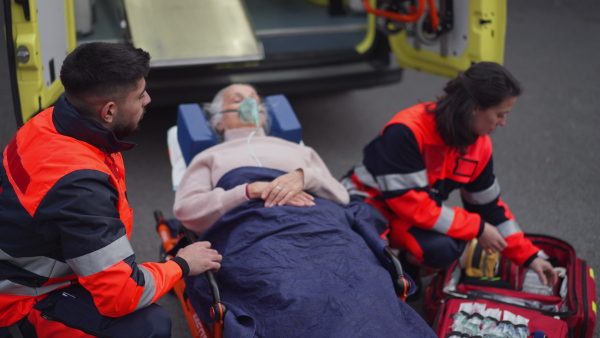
155;210;177;253
154;211;226;334
172;221;223;305
154;210;222;301
154;210;165;229
383;247;412;301
176;220;226;321
205;272;222;305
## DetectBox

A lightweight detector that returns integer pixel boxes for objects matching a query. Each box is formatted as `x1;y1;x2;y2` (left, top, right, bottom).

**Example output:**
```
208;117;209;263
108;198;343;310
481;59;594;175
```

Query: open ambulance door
361;0;506;78
4;0;77;125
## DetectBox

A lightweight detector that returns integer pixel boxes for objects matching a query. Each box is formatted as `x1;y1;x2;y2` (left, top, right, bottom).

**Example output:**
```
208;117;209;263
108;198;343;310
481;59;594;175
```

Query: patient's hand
176;241;222;276
285;191;316;207
248;169;315;207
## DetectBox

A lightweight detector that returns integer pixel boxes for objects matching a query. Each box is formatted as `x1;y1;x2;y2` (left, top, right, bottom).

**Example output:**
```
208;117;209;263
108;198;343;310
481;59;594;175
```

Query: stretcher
155;95;422;338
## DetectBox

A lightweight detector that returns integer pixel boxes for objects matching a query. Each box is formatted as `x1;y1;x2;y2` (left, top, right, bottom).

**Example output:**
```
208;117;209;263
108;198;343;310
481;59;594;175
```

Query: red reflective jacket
343;103;539;265
0;99;183;326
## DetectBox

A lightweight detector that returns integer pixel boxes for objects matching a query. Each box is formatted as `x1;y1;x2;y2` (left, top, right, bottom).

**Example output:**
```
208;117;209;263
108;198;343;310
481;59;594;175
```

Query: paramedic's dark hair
60;42;150;116
429;62;521;154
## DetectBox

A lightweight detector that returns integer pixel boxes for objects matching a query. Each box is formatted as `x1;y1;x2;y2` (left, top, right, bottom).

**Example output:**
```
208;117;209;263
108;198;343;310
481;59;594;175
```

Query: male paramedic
0;42;222;338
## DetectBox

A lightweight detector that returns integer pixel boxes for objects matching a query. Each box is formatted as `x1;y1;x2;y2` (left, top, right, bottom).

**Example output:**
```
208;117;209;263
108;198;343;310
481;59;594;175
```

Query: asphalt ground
125;1;600;336
124;0;600;336
1;0;599;337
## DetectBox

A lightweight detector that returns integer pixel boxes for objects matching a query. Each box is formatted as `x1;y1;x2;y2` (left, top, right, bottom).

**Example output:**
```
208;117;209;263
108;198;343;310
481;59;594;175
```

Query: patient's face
217;84;265;131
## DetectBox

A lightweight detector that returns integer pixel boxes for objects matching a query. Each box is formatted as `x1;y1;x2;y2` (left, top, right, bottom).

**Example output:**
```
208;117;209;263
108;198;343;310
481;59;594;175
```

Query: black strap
8;323;24;338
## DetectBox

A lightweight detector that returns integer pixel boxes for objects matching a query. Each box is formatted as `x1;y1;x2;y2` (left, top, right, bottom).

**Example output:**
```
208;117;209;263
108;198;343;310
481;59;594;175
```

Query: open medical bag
425;234;596;337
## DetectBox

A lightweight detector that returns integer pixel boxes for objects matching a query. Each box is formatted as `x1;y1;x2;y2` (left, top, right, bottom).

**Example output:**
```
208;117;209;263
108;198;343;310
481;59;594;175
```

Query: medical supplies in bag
435;298;569;338
426;234;596;338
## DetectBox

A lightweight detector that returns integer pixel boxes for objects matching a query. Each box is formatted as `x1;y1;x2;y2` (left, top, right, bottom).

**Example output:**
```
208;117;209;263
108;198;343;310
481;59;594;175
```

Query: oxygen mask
239;97;261;126
220;97;262;127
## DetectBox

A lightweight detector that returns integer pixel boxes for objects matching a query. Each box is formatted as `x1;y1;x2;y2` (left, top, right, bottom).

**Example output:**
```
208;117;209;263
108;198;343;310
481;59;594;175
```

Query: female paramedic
341;62;558;294
173;84;349;236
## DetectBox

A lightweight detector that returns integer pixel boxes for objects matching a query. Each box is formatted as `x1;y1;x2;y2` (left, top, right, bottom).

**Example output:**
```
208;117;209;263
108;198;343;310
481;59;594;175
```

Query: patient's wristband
245;184;250;199
171;256;190;277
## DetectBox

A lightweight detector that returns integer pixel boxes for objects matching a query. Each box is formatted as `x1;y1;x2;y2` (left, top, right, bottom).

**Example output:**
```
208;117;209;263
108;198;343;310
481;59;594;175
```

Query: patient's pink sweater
173;127;349;235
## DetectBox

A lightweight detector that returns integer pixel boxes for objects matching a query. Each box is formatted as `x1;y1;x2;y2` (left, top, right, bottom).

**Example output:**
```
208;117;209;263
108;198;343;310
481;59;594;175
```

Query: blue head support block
177;95;302;166
264;95;302;144
177;104;218;166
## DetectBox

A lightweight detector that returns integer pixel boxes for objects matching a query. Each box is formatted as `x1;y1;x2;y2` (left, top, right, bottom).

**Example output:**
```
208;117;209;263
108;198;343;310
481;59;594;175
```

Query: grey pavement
2;0;599;337
129;1;600;336
126;1;599;336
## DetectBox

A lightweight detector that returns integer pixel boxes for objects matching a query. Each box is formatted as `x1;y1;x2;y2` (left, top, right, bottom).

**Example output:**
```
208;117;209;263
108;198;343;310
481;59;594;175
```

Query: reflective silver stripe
135;265;156;310
0;279;71;296
375;169;428;192
340;176;356;190
67;235;134;277
340;176;370;198
431;205;455;235
0;249;73;278
353;162;379;189
461;178;501;205
497;220;522;238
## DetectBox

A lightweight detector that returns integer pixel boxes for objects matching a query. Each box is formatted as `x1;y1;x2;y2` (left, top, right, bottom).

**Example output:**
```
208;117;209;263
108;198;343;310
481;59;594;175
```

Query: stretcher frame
156;210;224;338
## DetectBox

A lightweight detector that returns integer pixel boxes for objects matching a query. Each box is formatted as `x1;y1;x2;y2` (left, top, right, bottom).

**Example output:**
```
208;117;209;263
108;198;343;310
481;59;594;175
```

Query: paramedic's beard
114;109;145;140
116;125;141;140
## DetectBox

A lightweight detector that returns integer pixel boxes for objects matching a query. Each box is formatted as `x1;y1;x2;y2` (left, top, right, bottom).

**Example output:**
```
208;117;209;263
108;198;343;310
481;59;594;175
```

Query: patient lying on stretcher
172;84;436;337
173;83;349;236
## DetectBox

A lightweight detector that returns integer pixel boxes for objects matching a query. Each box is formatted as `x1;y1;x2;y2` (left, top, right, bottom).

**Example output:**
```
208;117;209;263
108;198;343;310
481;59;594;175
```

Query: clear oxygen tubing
239;97;263;167
219;97;264;167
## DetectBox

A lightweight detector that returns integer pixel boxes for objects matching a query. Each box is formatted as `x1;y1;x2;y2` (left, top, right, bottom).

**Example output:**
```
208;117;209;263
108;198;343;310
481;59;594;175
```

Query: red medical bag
432;297;570;337
425;234;596;337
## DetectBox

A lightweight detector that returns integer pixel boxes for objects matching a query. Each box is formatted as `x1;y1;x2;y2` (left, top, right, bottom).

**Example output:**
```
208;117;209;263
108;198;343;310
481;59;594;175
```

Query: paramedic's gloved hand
252;169;315;207
529;257;558;286
176;241;222;276
477;223;508;255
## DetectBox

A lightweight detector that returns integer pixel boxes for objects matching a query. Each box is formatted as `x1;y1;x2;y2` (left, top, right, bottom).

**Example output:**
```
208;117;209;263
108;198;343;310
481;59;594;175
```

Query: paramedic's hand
261;169;314;207
478;223;508;255
176;241;222;276
529;257;558;286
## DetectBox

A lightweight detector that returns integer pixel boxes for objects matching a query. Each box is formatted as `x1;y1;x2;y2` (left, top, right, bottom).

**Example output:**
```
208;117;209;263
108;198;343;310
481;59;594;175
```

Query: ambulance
3;0;506;125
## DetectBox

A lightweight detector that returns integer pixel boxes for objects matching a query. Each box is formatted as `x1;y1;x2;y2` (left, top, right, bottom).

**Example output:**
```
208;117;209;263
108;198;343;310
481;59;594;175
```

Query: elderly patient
173;83;349;235
171;83;436;338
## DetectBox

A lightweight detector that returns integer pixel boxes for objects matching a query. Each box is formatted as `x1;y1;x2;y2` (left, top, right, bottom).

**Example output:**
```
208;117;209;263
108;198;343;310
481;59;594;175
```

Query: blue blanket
185;167;435;338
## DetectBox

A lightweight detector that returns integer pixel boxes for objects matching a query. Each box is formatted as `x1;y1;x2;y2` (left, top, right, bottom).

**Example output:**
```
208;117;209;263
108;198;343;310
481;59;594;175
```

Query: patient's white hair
203;83;270;135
